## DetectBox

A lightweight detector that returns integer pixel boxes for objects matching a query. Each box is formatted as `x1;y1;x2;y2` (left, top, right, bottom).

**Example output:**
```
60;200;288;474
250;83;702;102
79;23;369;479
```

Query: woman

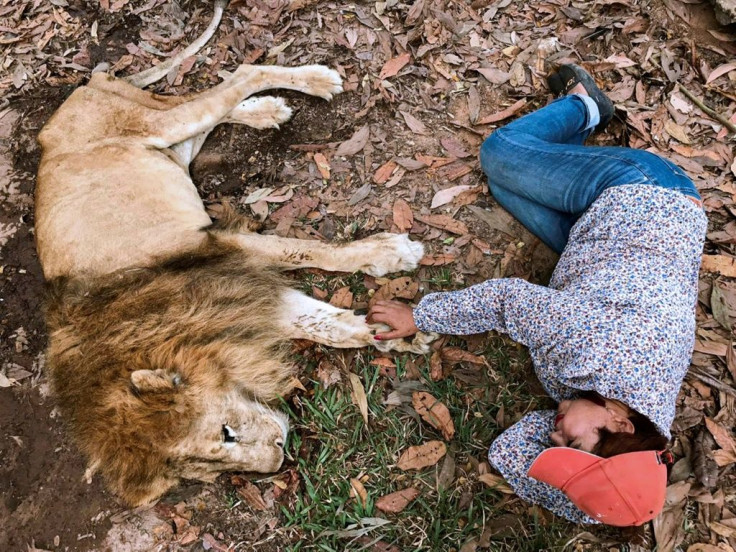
367;65;707;525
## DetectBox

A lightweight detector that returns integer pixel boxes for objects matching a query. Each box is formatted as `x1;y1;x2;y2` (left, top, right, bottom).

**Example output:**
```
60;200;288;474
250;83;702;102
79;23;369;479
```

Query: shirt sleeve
412;278;563;348
488;411;598;525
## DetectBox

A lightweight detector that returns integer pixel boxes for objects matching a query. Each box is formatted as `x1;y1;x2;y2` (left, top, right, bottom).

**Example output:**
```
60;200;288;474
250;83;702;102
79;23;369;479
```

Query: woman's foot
547;64;614;133
568;83;588;96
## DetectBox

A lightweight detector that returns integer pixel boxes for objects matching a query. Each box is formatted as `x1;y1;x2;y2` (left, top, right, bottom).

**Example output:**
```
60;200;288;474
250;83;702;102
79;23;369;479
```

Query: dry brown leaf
694;339;728;356
236;481;268;511
369;277;419;308
453;187;484;208
250;200;268;221
705;61;736;84
694;429;718;489
437;453;456;491
728;341;736;382
412;391;455;440
393;199;413;232
438;162;474;182
478;473;513;494
709;521;736;538
415;214;468;235
475;67;510;85
329;286;353;309
379;52;411;79
440;137;471;158
405;0;425;25
316;359;341;389
273;469;300;499
386;277;419;299
687;545;729;552
415;154;457;169
713;448;736;467
201;533;230;552
374;160;398;184
375;487;420;513
664;120;691;144
400;111;428;135
467;84;480;124
419;254;457;266
335;125;370;157
653;481;691;552
350;477;368;508
701;254;736;277
397;441;447;470
440;347;486;365
348;182;372;206
608;76;636;102
705;417;736;453
670;144;722;164
432;185;476;210
476;99;527;125
711;280;736;331
313;152;330;179
349;373;369;426
429;350;445;381
385;167;406;189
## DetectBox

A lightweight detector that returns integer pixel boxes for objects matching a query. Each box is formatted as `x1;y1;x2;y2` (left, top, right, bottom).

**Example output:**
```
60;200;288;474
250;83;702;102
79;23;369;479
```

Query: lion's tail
123;0;229;89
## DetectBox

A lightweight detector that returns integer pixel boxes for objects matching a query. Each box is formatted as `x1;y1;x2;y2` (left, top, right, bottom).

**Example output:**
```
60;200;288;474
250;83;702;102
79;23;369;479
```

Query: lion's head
45;245;295;505
80;366;290;505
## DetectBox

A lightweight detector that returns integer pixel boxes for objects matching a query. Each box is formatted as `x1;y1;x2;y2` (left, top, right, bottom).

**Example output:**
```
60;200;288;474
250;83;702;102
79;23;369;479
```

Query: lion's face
78;367;290;506
170;389;289;481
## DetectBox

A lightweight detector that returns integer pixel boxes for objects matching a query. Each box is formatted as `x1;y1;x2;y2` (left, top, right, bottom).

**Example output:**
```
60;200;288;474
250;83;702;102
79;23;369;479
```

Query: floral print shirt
413;185;707;523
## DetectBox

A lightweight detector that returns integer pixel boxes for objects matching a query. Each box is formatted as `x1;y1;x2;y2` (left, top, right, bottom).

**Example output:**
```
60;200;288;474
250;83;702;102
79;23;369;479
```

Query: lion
35;1;433;506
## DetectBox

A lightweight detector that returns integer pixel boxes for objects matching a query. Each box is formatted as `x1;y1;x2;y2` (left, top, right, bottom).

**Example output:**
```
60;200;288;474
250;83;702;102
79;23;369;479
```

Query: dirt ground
2;0;736;550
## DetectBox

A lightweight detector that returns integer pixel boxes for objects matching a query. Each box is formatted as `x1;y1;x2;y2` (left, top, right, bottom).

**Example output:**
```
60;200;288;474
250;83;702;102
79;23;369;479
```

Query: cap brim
528;447;602;490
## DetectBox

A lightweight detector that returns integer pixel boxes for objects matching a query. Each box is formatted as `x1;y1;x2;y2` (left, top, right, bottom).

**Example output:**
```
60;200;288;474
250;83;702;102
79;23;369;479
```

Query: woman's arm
490;411;598;524
413;278;565;346
368;278;566;345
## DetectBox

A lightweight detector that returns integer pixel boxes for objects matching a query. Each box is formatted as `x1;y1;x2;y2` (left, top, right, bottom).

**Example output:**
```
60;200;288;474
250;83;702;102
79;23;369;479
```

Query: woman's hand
367;300;419;340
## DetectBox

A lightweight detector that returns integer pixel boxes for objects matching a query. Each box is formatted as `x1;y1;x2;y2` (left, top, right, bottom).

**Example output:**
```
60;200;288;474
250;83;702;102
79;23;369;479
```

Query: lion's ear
130;369;182;393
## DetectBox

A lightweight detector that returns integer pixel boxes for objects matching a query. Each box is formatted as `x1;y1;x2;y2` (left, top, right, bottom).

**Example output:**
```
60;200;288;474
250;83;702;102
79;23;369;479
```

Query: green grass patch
279;347;577;551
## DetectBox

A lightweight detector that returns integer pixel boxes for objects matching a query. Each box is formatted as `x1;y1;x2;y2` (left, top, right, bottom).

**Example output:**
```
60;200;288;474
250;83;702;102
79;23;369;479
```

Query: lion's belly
35;146;212;279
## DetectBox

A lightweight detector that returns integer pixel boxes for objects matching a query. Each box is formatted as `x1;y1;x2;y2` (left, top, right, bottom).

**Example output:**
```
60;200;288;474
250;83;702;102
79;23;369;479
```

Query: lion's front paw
372;331;438;354
229;96;293;129
301;65;343;100
360;234;424;277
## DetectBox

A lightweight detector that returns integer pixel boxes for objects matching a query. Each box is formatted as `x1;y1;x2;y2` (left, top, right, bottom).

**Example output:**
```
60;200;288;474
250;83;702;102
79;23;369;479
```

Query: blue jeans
479;95;700;254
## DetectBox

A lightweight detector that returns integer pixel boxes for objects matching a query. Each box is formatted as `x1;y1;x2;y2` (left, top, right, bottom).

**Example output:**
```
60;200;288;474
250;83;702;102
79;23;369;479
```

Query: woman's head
550;391;668;457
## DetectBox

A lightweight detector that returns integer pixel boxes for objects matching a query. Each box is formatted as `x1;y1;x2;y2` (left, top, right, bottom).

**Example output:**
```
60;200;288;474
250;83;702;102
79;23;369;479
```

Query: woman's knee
479;130;508;175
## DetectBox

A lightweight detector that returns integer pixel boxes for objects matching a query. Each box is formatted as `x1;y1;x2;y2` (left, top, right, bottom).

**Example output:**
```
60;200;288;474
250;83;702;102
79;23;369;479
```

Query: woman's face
549;398;634;452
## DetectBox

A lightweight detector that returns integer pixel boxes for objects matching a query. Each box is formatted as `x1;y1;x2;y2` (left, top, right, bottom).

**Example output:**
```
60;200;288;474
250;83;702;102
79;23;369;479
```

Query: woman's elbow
487;432;517;475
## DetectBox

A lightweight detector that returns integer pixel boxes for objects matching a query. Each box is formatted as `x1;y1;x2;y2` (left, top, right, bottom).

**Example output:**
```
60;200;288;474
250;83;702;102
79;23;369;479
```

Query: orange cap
528;448;669;526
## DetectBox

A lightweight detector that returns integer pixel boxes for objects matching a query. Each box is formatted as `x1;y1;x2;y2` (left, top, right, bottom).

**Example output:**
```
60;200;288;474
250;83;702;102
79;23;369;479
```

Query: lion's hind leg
278;289;434;354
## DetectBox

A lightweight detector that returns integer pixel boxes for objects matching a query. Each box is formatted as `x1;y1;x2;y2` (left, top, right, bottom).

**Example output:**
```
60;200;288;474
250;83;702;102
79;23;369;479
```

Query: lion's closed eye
222;424;239;444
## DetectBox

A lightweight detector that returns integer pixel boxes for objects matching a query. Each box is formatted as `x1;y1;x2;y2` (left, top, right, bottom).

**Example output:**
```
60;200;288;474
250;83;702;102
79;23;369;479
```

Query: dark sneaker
547;64;614;133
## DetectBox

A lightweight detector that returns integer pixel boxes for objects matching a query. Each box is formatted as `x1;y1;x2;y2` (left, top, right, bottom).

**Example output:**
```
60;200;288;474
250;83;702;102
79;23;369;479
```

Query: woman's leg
480;94;598;252
490;186;577;254
480;95;700;252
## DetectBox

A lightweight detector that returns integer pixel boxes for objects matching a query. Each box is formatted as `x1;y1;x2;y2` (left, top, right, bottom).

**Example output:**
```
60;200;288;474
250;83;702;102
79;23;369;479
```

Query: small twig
687;369;736;397
706;85;736;103
678;84;736;134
